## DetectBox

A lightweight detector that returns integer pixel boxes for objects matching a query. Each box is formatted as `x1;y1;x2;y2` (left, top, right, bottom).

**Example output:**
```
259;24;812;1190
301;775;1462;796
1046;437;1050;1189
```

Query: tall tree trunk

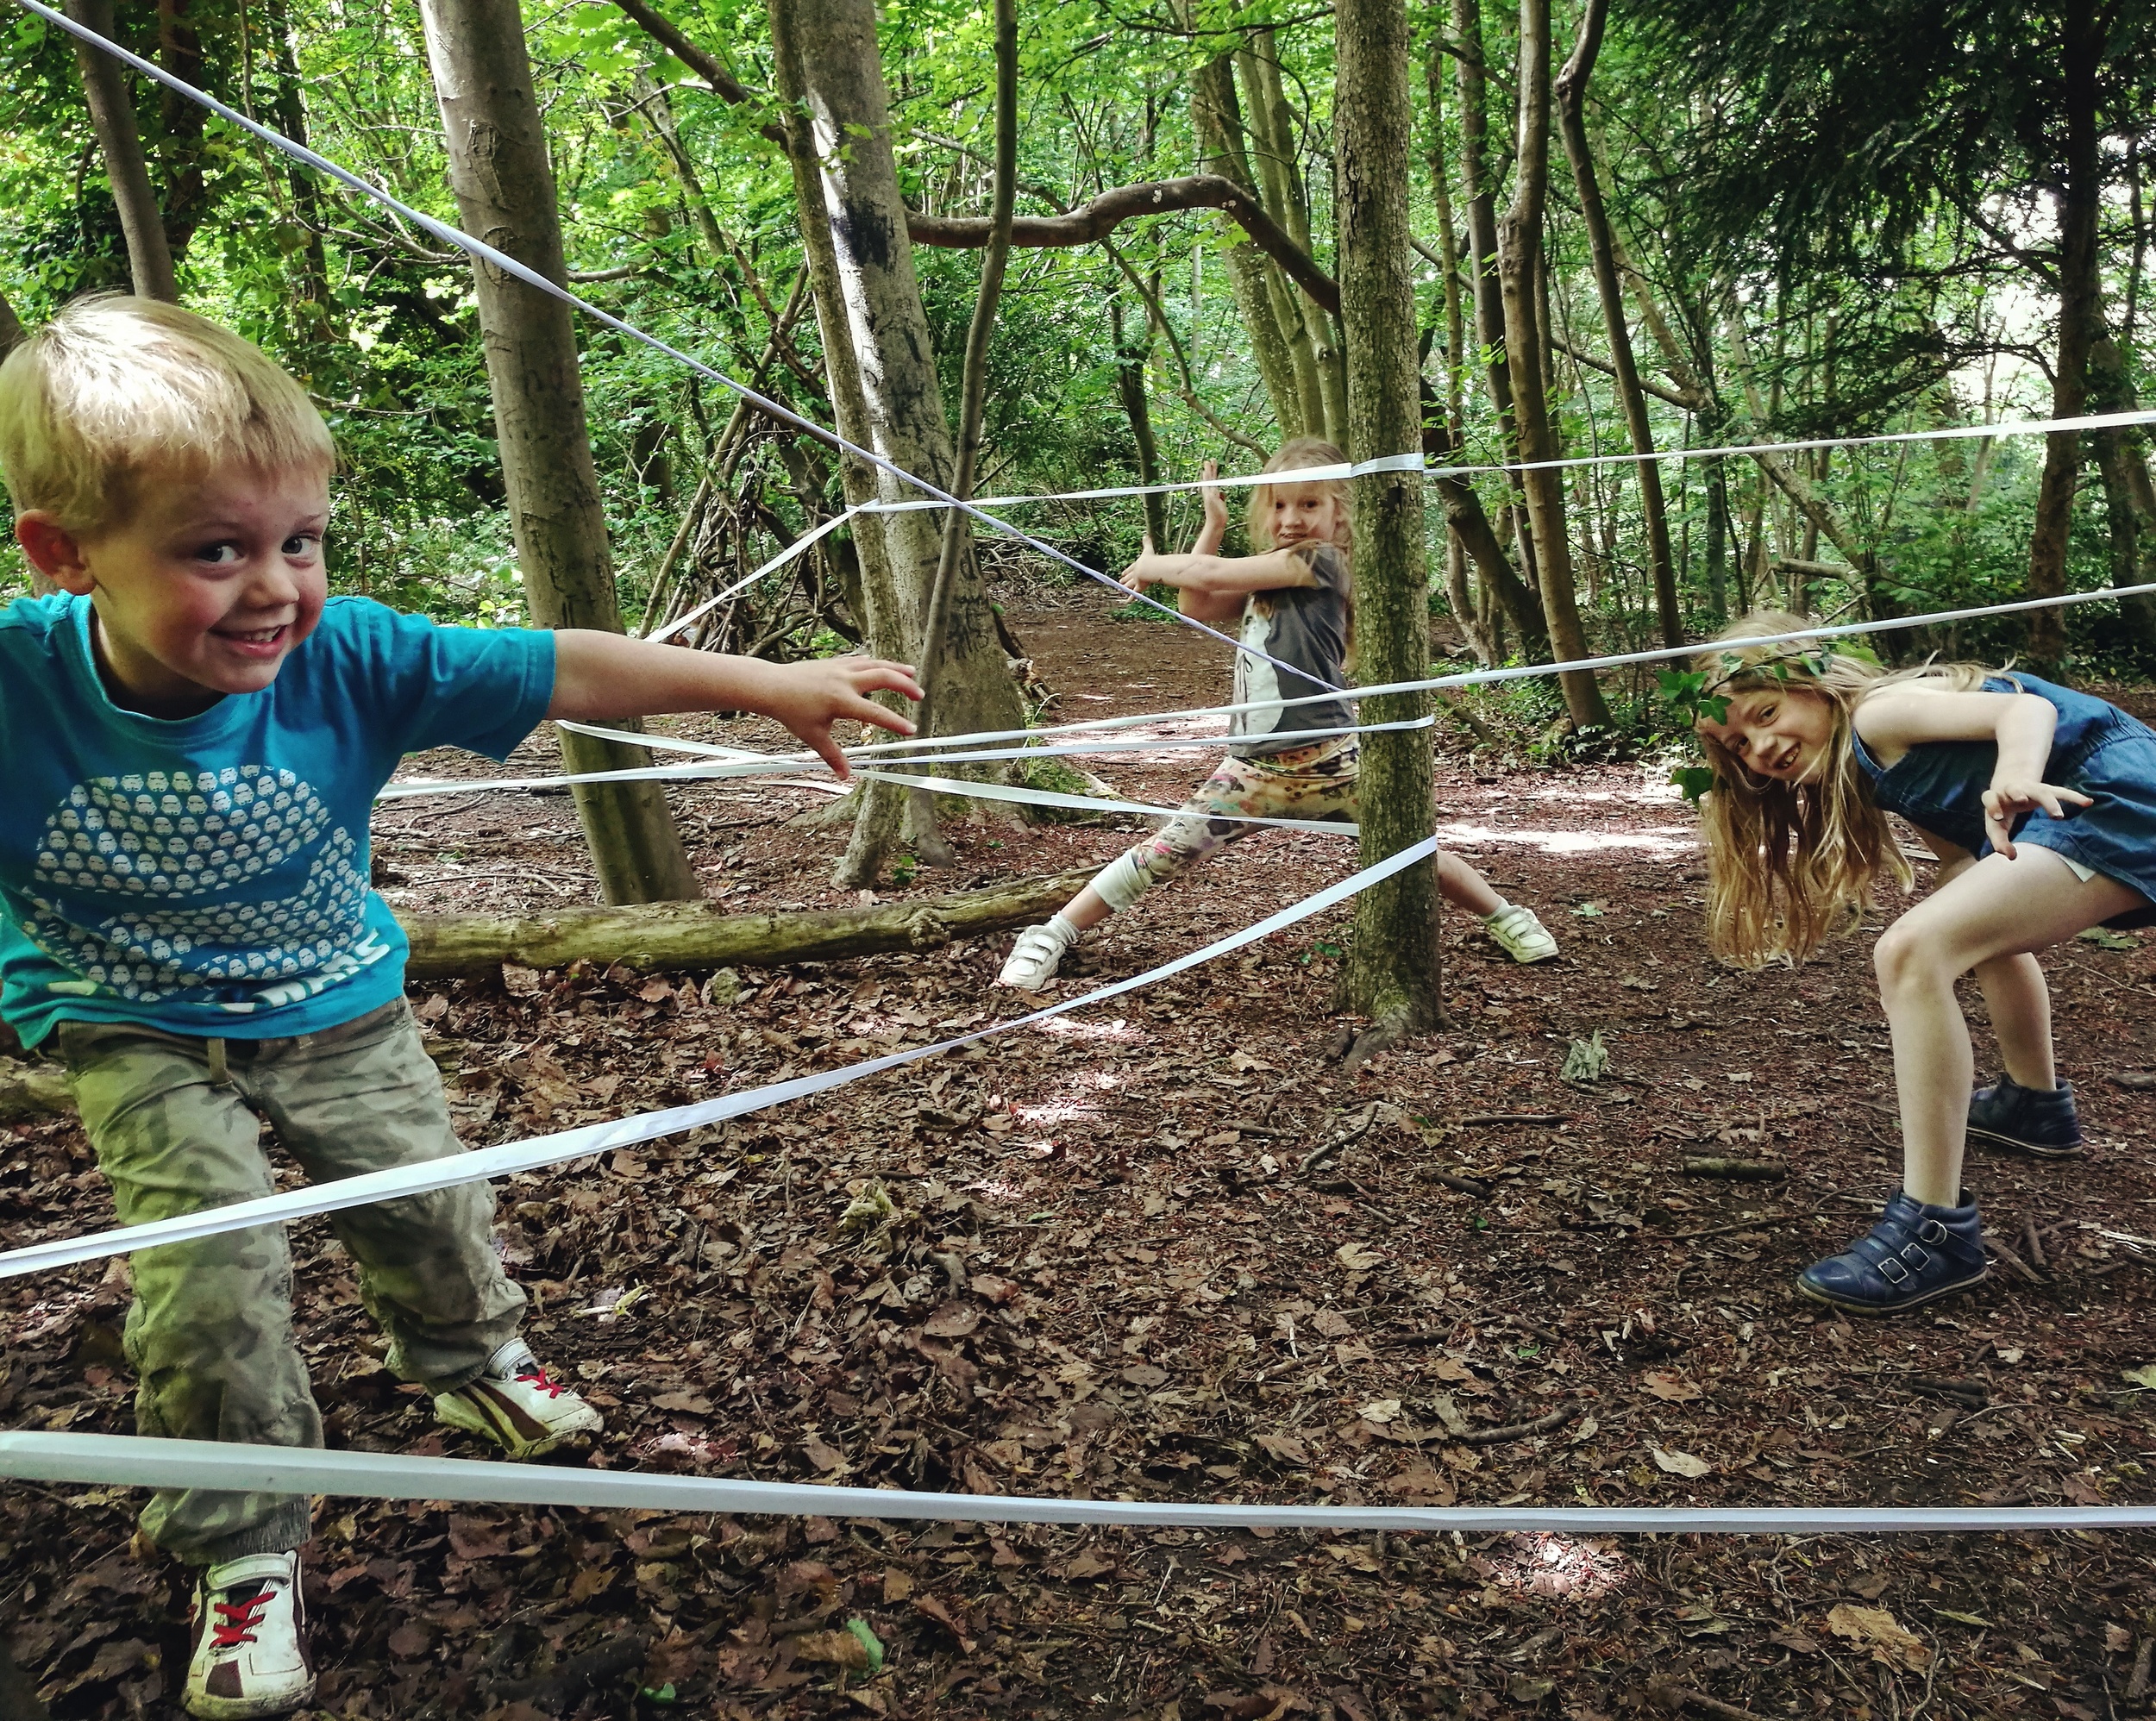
768;0;1025;886
2088;335;2156;655
63;0;178;302
1555;0;1679;648
2025;0;2104;673
1450;0;1545;637
0;285;24;358
1496;0;1608;727
153;0;210;260
1111;300;1170;546
1426;40;1496;666
908;0;1017;866
418;0;698;904
263;0;336;339
1191;54;1305;438
768;6;916;885
1238;36;1338;441
1337;0;1440;1046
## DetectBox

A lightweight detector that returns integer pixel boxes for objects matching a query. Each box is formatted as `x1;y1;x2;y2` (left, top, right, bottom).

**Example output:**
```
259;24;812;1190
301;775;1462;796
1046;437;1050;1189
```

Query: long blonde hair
1696;610;1988;967
1243;437;1353;638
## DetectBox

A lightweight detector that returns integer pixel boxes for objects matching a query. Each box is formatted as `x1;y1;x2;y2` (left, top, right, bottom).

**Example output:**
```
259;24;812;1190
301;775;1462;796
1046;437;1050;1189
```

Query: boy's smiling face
19;459;331;719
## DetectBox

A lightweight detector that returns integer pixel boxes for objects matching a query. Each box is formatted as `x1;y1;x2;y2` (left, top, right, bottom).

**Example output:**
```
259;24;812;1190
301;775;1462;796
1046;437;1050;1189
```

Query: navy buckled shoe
1967;1074;2083;1158
1797;1190;1990;1315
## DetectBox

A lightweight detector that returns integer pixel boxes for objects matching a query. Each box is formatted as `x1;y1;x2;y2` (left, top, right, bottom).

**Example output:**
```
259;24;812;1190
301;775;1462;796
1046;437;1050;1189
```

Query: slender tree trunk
769;0;1025;885
908;0;1017;866
153;0;210;260
0;285;24;358
1555;0;1678;648
2088;335;2156;654
1496;0;1608;727
1192;56;1305;439
1111;300;1170;545
2026;0;2104;673
1338;0;1440;1045
418;0;698;904
768;13;917;882
263;0;336;338
1238;37;1338;440
63;0;178;302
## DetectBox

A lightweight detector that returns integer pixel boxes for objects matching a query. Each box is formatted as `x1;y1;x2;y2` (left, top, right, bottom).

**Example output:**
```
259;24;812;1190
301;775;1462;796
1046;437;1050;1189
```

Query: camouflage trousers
56;998;525;1564
1090;736;1361;911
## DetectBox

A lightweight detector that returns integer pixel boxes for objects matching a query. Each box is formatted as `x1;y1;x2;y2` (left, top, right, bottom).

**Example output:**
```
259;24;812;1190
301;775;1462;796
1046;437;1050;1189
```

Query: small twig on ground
1646;1684;1772;1721
1457;1111;1575;1126
2021;1214;2048;1274
1682;1157;1789;1180
1300;1106;1376;1174
1451;1401;1576;1446
1425;1169;1491;1197
1983;1236;2047;1286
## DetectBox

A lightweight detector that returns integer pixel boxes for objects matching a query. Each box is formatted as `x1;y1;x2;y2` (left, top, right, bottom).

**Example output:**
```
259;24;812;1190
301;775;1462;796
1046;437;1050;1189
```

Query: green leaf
639;1685;677;1704
1670;765;1718;804
1570;901;1606;917
2121;1363;2156;1391
844;1618;887;1674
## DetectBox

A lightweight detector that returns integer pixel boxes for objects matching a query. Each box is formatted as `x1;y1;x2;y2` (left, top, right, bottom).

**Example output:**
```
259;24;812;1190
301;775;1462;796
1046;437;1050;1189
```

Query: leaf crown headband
1658;642;1877;804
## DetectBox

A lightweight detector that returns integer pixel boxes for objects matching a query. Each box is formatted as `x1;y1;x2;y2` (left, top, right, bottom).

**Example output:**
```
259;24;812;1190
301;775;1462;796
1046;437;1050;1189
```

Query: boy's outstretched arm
547;631;920;779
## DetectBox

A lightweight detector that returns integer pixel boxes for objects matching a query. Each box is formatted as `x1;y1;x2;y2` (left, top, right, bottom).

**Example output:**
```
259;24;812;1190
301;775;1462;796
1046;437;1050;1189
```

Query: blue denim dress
1852;673;2156;928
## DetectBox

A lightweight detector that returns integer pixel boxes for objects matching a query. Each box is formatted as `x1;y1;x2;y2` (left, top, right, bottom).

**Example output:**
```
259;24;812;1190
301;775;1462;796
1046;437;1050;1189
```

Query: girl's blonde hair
1244;436;1353;554
0;294;334;535
1696;610;1988;967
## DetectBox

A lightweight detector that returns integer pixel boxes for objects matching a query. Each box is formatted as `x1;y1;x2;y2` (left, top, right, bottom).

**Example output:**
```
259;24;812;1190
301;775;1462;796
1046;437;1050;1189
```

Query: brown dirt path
3;600;2153;1718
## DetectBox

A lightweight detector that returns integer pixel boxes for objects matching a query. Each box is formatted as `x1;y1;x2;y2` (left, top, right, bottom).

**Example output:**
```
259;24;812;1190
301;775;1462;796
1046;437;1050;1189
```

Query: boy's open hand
1982;776;2091;857
767;656;921;779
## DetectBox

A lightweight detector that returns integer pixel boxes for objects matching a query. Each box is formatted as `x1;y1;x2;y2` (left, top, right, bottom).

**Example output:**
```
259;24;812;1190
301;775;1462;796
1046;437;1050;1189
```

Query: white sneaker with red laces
184;1549;313;1719
433;1337;603;1459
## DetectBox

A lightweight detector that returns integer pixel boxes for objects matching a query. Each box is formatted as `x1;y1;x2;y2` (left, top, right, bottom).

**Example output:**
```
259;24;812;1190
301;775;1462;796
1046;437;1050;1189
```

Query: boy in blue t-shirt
0;295;920;1718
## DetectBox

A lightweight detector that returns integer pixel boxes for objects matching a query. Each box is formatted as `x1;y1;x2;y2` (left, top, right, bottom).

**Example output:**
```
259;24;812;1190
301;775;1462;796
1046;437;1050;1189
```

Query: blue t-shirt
0;593;555;1048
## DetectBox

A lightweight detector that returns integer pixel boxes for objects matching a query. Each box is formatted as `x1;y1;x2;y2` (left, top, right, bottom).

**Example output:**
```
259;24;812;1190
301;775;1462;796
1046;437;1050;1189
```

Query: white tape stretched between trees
3;1433;2152;1535
0;838;1438;1282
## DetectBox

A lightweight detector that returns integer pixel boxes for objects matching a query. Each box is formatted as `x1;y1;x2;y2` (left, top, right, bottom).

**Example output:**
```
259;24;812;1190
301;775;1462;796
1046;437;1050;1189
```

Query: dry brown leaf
1335;1242;1385;1272
921;1299;981;1337
1255;1432;1310;1466
1649;1445;1712;1479
790;1628;871;1671
1826;1604;1933;1671
1640;1370;1702;1402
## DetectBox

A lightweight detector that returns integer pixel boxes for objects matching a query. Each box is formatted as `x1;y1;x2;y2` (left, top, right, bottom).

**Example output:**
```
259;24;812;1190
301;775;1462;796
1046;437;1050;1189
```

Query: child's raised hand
1199;459;1229;538
764;656;920;779
1981;776;2092;857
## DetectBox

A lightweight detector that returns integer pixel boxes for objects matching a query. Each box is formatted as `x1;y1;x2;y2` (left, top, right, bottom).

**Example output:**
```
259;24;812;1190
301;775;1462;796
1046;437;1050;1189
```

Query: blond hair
1695;609;1988;967
0;294;333;535
1244;435;1353;554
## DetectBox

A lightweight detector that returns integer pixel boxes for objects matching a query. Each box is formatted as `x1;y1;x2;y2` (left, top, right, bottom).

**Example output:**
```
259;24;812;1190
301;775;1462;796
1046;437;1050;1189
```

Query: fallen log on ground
399;867;1098;981
0;870;1100;1123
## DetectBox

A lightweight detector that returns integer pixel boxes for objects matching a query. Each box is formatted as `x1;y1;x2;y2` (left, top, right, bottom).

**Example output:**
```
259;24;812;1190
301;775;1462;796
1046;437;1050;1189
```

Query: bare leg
1971;951;2057;1090
1060;882;1112;933
1434;849;1503;917
1871;848;2140;1206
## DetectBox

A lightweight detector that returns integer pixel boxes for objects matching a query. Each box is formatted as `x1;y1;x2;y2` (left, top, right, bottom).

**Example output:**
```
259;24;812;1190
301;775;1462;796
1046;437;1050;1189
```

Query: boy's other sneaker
434;1338;603;1460
184;1549;312;1719
1482;902;1558;964
998;915;1080;989
1967;1073;2083;1158
1796;1189;1990;1315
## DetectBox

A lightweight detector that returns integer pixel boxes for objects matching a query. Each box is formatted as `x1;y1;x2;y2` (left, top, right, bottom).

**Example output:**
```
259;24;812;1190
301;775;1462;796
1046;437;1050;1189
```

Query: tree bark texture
908;0;1017;865
0;286;24;359
2089;340;2156;655
768;0;1025;885
418;0;698;905
62;0;179;303
152;0;210;261
1336;0;1440;1036
1496;0;1608;727
1556;0;1679;649
1111;300;1170;545
1192;56;1307;437
2025;0;2104;673
1238;36;1341;440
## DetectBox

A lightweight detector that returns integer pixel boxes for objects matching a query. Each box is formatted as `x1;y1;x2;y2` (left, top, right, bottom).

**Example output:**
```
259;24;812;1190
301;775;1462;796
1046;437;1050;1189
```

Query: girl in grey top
1000;438;1559;988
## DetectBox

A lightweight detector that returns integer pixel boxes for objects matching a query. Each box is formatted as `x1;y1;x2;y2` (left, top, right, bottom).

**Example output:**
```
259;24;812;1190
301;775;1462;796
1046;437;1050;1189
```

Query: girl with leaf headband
1683;610;2156;1315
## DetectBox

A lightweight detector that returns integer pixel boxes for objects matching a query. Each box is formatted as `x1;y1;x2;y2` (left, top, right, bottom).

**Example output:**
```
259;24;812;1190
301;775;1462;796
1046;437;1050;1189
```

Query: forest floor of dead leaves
4;599;2156;1721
